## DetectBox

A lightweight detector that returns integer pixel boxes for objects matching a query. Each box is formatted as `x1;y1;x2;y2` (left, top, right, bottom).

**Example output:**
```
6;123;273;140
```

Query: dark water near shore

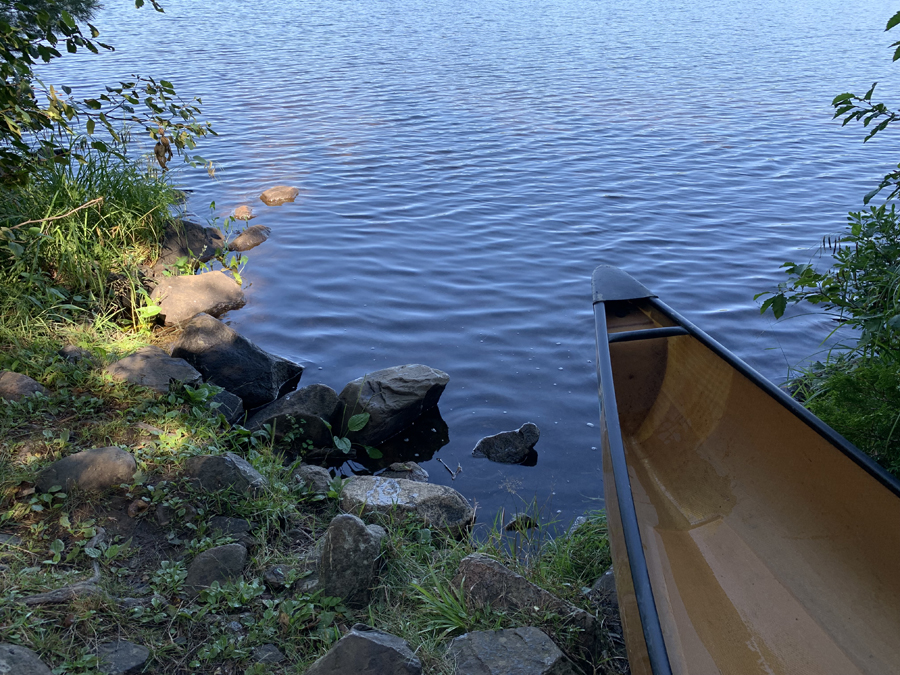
45;0;898;527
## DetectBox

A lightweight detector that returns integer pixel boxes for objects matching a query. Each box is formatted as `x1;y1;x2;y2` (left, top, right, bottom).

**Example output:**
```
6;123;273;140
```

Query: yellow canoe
591;265;900;675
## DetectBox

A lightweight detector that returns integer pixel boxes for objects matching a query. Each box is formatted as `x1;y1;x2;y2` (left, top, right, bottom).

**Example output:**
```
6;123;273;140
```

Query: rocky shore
0;186;629;674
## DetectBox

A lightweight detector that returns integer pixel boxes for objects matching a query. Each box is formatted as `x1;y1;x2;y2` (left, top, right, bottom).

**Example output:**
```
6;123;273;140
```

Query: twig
7;196;104;231
437;458;462;480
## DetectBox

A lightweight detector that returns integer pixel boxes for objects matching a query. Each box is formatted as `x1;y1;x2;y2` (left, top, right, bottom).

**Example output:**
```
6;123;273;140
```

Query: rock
247;384;341;450
259;185;299;206
0;371;48;402
58;345;96;364
292;464;332;494
318;514;385;608
233;205;254;220
184;543;247;595
568;516;588;536
262;560;318;593
0;643;52;675
209;389;245;425
97;640;150;675
341;476;474;535
150;270;246;326
36;447;136;492
104;346;202;394
449;627;583;675
454;554;602;659
252;644;285;664
380;461;429;482
504;513;538;532
472;423;540;464
209;516;255;548
184;452;268;494
339;364;449;446
153;220;225;272
228;224;271;252
586;567;617;609
155;502;197;526
305;624;421;675
171;313;303;410
0;533;22;548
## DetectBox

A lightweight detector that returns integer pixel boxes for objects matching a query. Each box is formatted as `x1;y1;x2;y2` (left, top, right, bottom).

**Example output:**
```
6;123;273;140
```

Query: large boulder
153;220;225;272
259;185;299;206
305;624;421;675
184;452;268;494
341;476;474;535
36;447;136;493
454;554;601;659
318;514;385;608
171;313;303;409
150;271;246;326
104;346;202;394
448;627;583;675
472;423;540;464
339;364;449;446
0;371;48;401
0;644;52;675
97;640;150;675
246;384;341;450
184;543;247;595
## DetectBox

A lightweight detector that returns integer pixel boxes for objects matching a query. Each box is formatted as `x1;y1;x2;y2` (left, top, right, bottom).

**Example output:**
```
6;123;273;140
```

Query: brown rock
150;271;245;326
0;371;48;402
233;205;254;220
104;346;202;394
259;185;299;206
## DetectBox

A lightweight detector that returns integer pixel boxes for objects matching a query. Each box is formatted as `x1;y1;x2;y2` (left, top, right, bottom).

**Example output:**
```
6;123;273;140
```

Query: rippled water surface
46;0;899;525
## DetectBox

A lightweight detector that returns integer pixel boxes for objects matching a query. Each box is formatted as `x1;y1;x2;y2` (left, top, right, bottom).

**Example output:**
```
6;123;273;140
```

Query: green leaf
49;539;64;555
334;436;352;453
60;10;76;28
347;412;370;432
831;93;854;106
887;315;900;331
364;446;383;459
886;10;900;31
86;118;94;135
771;294;787;319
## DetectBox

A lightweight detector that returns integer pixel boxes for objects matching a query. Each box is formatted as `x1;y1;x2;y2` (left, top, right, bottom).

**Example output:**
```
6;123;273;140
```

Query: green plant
327;411;383;460
756;204;900;361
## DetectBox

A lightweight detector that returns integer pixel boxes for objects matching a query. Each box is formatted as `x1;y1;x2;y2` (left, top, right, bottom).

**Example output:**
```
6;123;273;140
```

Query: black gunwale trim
650;298;900;499
593;302;674;675
608;326;690;344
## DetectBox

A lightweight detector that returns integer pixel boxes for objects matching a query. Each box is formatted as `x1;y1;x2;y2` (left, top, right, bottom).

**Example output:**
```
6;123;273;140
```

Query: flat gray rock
454;554;601;660
150;270;246;326
36;447;136;493
97;640;150;675
185;452;268;494
0;643;52;675
252;644;285;664
472;423;540;464
104;346;202;394
209;515;255;548
305;624;421;675
259;185;299;206
247;383;341;450
449;627;582;675
341;476;474;535
184;543;247;595
339;364;449;446
0;371;48;402
318;514;385;608
171;313;303;410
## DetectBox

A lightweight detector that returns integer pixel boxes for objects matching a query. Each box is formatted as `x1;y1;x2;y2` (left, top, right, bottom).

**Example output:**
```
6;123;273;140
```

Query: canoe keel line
590;265;900;675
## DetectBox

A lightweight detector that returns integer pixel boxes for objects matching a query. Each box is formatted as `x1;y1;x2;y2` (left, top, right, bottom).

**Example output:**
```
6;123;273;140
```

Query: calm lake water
45;0;899;527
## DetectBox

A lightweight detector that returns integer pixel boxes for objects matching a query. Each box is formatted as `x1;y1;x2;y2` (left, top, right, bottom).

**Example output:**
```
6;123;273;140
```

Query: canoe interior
600;299;900;675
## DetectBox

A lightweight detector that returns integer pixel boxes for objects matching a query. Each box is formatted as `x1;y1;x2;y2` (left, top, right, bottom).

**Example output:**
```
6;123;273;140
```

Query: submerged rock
171;313;303;409
228;224;271;252
472;423;540;464
259;185;299;206
104;346;202;394
341;476;474;534
150;270;246;326
233;205;254;220
0;371;48;402
305;624;421;675
36;447;136;493
339;364;449;446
